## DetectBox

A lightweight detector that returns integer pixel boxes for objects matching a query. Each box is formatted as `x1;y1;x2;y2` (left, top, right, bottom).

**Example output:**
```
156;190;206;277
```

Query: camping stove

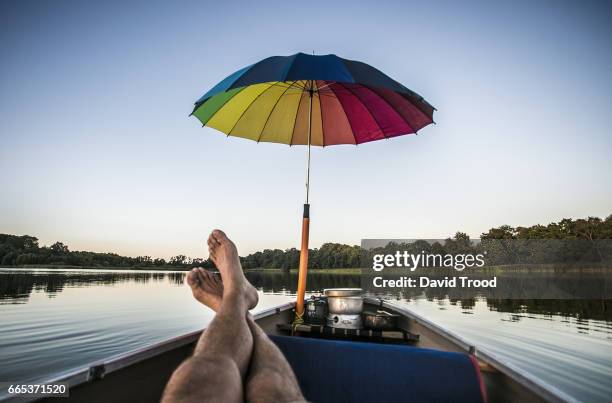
327;313;362;329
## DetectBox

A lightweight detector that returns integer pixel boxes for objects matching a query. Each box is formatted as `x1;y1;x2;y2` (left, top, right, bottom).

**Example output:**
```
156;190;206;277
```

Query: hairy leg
162;230;258;403
245;315;306;403
162;355;242;403
178;262;305;403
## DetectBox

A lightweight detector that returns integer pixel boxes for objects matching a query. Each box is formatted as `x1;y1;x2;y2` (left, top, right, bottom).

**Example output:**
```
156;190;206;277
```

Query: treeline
478;215;612;266
240;243;361;270
0;234;360;271
1;214;610;270
0;235;204;268
480;215;612;240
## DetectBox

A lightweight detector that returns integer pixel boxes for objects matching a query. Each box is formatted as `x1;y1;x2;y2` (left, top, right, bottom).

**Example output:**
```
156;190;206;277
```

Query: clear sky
1;0;611;260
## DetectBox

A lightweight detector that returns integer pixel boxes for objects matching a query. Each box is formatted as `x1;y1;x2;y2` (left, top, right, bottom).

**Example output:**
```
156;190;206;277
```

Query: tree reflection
0;271;187;304
1;271;609;325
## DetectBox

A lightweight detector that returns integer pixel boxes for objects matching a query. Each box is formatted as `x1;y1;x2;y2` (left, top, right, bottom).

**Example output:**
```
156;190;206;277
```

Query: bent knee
179;355;239;380
164;355;241;402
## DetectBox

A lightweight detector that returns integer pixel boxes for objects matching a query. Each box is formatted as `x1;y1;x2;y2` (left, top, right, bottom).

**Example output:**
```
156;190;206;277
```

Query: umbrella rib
373;87;417;134
370;86;424;134
315;81;326;147
399;92;435;126
339;83;387;140
326;83;358;145
288;81;307;90
197;83;301;130
270;81;299;91
315;81;336;92
256;81;297;143
197;86;249;126
288;81;307;146
227;83;277;136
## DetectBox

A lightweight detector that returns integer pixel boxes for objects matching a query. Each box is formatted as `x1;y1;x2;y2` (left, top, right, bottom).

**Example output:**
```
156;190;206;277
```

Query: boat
7;297;573;403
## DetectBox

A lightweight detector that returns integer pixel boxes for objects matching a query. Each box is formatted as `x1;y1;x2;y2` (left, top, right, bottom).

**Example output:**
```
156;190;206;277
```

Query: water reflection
244;271;612;323
0;270;187;303
1;269;610;324
486;299;611;322
245;271;361;294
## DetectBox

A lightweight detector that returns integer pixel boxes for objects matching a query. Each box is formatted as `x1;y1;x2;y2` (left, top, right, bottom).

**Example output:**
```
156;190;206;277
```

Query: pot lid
324;288;363;297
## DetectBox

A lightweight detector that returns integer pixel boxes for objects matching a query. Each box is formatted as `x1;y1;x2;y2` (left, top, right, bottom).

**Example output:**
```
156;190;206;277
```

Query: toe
186;269;199;287
207;234;219;247
211;229;228;244
198;268;211;282
194;267;207;286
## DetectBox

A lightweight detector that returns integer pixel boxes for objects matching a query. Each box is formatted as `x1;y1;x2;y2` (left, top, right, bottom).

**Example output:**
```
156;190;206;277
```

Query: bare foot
206;229;258;309
186;266;259;312
186;268;224;312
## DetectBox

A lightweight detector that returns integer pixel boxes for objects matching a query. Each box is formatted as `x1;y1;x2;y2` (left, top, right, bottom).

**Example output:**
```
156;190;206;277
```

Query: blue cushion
270;335;485;403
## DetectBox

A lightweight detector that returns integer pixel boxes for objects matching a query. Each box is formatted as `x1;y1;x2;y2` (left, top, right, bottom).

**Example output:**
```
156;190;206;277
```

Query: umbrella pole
295;82;314;319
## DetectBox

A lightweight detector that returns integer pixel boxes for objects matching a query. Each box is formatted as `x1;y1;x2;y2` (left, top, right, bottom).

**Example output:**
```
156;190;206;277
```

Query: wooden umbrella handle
295;204;310;317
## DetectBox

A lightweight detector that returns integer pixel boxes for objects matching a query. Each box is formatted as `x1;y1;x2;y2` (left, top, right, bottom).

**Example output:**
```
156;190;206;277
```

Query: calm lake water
1;268;611;402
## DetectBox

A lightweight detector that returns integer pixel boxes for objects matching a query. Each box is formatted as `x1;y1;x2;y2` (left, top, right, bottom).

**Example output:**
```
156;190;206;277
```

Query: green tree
169;255;188;266
50;242;69;254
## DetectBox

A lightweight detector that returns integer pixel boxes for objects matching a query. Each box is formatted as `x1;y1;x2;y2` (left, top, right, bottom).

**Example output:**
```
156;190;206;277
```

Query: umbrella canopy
191;53;435;145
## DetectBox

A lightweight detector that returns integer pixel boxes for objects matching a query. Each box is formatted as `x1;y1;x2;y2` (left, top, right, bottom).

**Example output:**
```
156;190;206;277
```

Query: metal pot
324;288;363;315
362;310;399;330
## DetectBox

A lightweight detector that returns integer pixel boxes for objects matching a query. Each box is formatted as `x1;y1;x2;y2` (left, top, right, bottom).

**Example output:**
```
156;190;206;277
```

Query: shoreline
2;265;610;274
0;265;362;274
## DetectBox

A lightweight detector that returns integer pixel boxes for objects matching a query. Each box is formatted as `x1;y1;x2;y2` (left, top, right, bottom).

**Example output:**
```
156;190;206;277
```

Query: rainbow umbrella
191;53;435;318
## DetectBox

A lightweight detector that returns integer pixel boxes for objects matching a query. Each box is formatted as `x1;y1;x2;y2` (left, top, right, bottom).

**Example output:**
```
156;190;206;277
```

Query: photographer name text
372;276;497;288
